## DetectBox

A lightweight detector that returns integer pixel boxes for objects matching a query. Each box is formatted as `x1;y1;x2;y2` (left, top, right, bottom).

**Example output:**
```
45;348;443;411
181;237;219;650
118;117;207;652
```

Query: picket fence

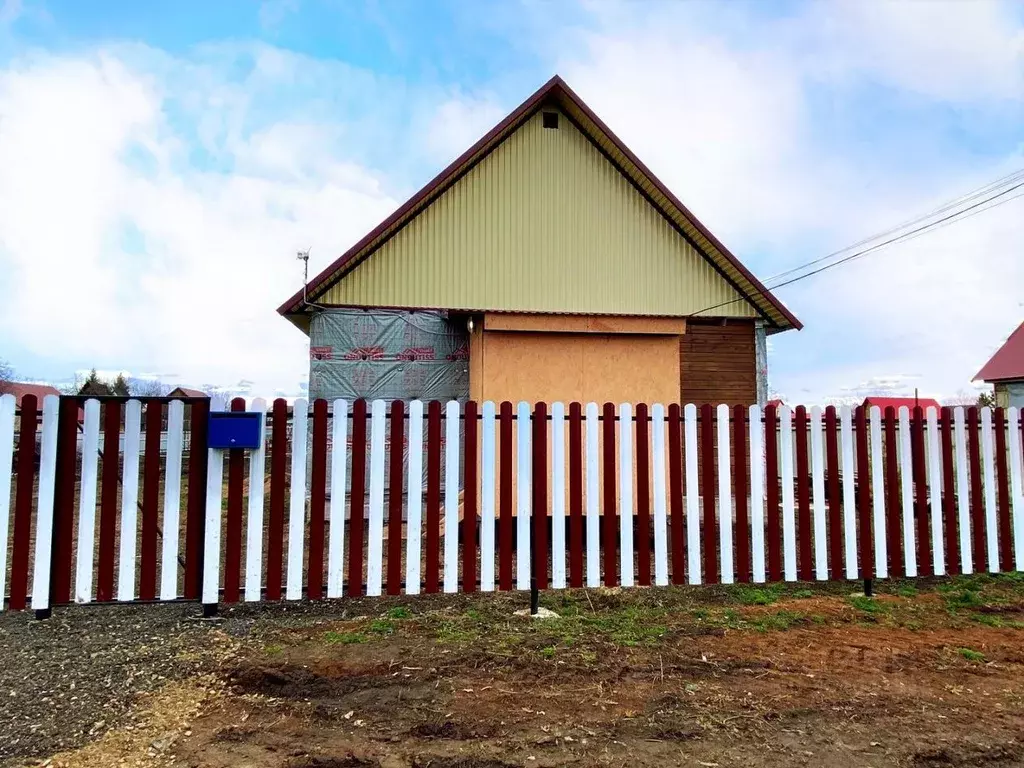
1;393;1023;615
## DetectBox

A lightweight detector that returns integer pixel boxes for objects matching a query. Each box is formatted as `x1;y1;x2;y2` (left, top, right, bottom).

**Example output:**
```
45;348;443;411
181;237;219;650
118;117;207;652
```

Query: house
168;387;209;399
278;76;801;407
862;396;942;413
974;321;1024;408
6;382;61;411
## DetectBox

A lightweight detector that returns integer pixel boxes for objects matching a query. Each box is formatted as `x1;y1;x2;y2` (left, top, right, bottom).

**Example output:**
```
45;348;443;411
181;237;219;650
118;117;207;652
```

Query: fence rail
1;394;1023;614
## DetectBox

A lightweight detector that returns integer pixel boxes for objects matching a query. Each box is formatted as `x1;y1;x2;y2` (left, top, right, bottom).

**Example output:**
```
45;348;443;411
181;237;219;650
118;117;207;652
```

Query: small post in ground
863;577;873;598
530;576;539;616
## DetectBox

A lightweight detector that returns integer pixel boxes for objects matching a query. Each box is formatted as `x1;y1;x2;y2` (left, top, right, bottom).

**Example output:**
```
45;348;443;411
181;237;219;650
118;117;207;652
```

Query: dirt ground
5;576;1024;768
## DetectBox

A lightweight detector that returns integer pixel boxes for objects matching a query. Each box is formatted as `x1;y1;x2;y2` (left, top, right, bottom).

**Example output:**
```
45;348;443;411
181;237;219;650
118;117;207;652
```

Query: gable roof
862;396;942;412
974;321;1024;383
278;75;801;333
6;382;60;406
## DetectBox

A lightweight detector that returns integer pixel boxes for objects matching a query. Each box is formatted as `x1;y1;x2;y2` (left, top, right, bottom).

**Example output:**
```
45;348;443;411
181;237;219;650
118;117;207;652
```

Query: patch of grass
944;589;983;610
324;631;367;645
849;595;887;614
386;606;413;620
958;647;985;663
972;613;1004;628
789;589;815;599
264;643;284;656
369;619;396;635
464;608;483;621
435;620;480;644
540;646;557;659
749;610;806;632
895;585;918;598
578;607;669;646
733;584;784;605
691;608;709;620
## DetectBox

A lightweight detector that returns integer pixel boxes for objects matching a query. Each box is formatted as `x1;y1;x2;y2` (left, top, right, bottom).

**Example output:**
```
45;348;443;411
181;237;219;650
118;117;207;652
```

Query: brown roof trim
278;75;802;331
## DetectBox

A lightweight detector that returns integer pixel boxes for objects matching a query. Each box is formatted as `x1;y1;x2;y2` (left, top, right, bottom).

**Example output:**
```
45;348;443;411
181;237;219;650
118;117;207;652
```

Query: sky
0;0;1022;402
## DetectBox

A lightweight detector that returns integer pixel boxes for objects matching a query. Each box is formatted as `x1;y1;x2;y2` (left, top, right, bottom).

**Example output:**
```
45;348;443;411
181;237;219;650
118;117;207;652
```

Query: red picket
52;397;80;604
764;404;781;582
8;394;38;611
266;398;288;601
602;402;617;586
140;401;162;601
855;406;874;579
733;405;750;584
532;402;549;590
994;408;1012;571
911;407;931;577
967;407;985;570
424;401;442;594
348;399;369;596
183;398;209;600
635;403;652;587
700;404;718;584
386;400;405;596
223;397;246;604
462;401;478;593
568;402;584;588
498;401;514;591
824;406;843;577
883;407;903;578
308;399;329;599
940;407;960;575
667;404;685;584
96;400;121;602
794;405;812;581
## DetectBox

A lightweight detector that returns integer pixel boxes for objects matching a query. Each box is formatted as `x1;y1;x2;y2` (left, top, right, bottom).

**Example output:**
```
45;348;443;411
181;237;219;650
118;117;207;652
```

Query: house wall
679;320;757;406
995;380;1024;409
321;108;758;321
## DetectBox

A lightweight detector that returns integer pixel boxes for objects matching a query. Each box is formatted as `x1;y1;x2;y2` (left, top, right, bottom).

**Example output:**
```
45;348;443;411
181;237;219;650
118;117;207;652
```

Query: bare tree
945;388;994;407
0;358;13;395
130;378;169;397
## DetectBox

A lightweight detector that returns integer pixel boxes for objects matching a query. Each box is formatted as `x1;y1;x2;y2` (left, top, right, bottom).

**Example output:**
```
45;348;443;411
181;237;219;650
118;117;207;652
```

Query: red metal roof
862;396;942;411
6;382;60;406
974;321;1024;383
278;75;801;332
169;387;209;398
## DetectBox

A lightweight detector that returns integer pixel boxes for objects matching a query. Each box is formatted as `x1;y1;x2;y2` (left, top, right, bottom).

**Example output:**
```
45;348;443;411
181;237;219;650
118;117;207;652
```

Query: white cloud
0;46;401;397
423;93;506;163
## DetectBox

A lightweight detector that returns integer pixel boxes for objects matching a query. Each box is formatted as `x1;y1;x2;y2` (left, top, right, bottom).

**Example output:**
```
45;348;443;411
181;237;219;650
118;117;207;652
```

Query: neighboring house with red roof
168;387;209;398
974;321;1024;409
6;382;60;410
278;75;800;408
862;396;942;413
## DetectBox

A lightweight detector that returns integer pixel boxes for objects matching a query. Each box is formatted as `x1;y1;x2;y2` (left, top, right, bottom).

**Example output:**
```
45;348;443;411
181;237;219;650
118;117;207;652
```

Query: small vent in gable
542;111;559;129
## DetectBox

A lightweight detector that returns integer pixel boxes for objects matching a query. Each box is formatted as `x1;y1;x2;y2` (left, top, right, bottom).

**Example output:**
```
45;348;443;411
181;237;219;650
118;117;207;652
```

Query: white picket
748;405;766;583
0;394;16;611
517;401;532;590
684;403;701;584
551;402;567;589
76;399;101;603
585;402;600;587
842;406;861;579
651;404;669;587
779;406;797;581
117;401;142;601
479;401;496;592
244;398;267;602
285;398;309;600
160;400;185;601
1008;407;1023;570
897;407;917;577
444;400;460;593
926;407;946;575
981;407;999;572
867;407;886;578
809;406;827;580
202;395;228;606
366;399;386;597
31;396;59;612
403;400;423;595
619;403;634;587
327;399;349;598
716;404;734;584
953;407;973;573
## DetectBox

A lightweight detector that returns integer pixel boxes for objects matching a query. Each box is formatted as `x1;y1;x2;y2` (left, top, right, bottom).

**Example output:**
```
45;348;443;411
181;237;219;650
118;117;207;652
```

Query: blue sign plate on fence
208;411;262;449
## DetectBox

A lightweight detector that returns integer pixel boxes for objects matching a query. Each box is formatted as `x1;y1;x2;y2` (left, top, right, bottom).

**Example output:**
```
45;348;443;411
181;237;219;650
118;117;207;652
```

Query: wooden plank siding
680;320;757;406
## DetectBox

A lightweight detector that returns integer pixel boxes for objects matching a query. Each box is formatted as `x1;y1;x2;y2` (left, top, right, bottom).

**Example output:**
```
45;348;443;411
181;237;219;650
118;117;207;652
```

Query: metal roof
975;321;1024;383
278;75;801;333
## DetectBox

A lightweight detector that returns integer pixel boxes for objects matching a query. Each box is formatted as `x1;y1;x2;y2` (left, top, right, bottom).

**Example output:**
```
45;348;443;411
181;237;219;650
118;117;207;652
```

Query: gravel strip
0;603;217;766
